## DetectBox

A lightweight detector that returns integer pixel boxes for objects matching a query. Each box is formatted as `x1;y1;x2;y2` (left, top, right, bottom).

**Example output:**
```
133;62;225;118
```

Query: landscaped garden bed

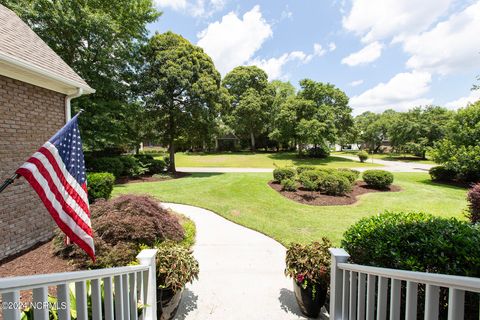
116;171;191;184
269;180;400;206
268;167;400;206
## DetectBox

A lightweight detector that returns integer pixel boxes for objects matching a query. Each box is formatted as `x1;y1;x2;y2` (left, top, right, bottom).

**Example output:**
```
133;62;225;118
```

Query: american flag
15;114;95;261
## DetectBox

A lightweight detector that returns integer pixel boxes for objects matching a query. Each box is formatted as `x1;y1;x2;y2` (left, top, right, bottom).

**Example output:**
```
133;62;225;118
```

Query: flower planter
157;287;183;320
293;279;327;318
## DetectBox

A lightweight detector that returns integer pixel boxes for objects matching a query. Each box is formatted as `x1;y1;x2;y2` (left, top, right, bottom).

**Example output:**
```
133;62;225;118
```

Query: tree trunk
250;132;256;152
422;150;427;160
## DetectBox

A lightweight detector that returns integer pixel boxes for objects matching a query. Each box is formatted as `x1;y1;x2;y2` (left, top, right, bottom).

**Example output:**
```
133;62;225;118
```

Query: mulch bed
269;181;401;206
116;171;191;184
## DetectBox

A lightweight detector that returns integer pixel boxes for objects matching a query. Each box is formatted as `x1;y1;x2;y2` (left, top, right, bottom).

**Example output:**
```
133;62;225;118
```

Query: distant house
0;4;94;261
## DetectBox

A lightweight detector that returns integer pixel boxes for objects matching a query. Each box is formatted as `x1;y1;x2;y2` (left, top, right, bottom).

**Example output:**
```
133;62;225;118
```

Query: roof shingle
0;4;92;91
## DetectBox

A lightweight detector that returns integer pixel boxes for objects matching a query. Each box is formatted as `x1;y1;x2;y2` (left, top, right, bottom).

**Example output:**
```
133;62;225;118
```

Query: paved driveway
162;203;328;320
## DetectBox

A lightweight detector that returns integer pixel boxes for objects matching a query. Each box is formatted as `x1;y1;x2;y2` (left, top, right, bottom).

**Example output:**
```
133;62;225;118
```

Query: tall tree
138;32;224;172
355;110;397;152
3;0;160;150
222;66;274;151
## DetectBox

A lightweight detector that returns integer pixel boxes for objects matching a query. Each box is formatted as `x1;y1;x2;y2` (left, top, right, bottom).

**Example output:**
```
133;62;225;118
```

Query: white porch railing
0;249;158;320
330;248;480;320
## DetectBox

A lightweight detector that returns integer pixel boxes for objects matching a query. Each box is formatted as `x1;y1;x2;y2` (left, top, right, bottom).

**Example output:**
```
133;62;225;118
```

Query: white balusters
425;284;440;319
137;248;158;320
328;248;350;320
114;275;124;320
122;274;130;317
103;276;114;320
342;270;350;318
366;274;376;319
130;272;139;320
349;271;357;320
390;279;401;320
377;276;388;319
57;283;71;320
357;273;366;319
32;286;49;320
406;281;418;320
75;281;88;320
447;288;465;320
2;291;21;320
91;279;102;320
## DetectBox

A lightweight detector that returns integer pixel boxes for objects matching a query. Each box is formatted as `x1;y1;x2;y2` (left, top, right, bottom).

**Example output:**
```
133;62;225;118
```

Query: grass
113;172;467;246
333;151;436;164
157;151;380;168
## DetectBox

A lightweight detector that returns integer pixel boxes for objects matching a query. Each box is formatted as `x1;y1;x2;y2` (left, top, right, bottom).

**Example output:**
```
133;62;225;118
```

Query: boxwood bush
298;170;327;191
87;157;124;178
429;165;457;182
86;172;115;203
273;167;296;182
317;173;353;196
296;165;317;174
337;168;360;184
362;170;394;189
281;178;297;191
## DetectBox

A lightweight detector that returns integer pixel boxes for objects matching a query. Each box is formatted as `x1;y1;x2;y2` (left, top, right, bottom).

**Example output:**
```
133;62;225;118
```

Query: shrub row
86;154;166;179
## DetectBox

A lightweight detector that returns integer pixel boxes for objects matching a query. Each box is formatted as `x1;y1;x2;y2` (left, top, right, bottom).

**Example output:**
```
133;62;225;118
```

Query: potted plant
285;238;332;318
156;242;199;320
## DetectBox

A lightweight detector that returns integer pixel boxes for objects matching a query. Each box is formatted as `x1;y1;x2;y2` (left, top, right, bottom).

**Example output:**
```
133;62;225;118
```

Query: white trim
0;51;94;94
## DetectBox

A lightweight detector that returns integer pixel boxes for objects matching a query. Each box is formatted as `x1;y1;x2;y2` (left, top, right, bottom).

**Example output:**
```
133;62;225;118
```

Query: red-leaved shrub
466;183;480;224
53;195;185;268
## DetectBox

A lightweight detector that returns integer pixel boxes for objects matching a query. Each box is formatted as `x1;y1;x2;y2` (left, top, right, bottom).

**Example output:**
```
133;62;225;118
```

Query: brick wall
0;75;65;261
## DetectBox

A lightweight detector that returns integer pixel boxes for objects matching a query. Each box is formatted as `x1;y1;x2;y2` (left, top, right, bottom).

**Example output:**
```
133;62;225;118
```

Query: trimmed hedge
281;178;297;191
317;173;352;196
357;150;368;163
362;170;394;189
342;211;480;277
296;165;317;174
429;165;457;182
86;172;115;203
298;170;327;191
337;168;360;184
306;146;330;158
88;157;124;178
273;167;296;182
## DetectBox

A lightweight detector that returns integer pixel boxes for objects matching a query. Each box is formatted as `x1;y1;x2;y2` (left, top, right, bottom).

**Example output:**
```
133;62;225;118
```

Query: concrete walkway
162;203;328;320
177;156;433;173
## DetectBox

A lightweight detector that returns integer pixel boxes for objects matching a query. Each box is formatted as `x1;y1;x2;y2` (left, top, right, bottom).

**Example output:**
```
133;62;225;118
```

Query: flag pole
0;109;85;194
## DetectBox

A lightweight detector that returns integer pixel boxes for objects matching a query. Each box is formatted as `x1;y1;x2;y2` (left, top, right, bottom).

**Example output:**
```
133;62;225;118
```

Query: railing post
329;248;350;320
136;249;158;320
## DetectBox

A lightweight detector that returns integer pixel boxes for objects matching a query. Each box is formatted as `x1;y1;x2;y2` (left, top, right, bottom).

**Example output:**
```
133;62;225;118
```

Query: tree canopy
138;31;225;172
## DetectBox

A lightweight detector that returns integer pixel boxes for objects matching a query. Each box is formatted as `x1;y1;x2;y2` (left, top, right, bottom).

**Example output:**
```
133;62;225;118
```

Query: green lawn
333;151;436;164
113;172;467;246
161;152;380;168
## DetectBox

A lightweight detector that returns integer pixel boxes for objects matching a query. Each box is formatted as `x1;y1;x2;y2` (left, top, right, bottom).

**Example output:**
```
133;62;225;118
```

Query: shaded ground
116;171;190;184
269;181;401;206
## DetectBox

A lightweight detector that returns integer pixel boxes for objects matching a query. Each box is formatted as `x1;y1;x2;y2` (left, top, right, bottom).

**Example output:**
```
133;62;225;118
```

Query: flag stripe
22;159;92;234
42;142;89;206
16;167;95;260
28;150;90;224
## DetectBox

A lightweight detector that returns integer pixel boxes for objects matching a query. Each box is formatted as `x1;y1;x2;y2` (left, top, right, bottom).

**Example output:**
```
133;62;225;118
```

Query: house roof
0;4;94;95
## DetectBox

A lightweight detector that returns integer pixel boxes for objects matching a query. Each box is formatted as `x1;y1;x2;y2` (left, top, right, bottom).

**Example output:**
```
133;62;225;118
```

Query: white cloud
154;0;187;10
341;41;383;66
313;43;326;57
154;0;225;17
249;51;311;80
350;71;433;114
350;80;364;87
342;0;453;43
328;42;336;52
445;90;480;109
403;1;480;75
197;6;272;74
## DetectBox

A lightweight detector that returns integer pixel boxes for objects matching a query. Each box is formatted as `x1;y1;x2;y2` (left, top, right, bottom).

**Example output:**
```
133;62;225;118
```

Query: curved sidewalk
162;203;327;320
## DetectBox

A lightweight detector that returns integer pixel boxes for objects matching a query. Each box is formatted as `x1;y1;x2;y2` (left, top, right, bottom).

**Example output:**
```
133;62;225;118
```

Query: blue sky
148;0;480;115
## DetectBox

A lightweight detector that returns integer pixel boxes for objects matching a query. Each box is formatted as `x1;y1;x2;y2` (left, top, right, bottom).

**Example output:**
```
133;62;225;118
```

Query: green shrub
466;183;480;224
273;167;296;182
87;157;124;178
285;238;332;287
306;145;330;158
86;172;115;203
342;211;480;277
317;173;353;196
337;168;360;184
358;150;369;162
281;178;297;191
156;242;199;293
119;155;147;177
429;165;457;182
296;165;317;174
298;170;327;191
362;170;394;189
135;154;166;174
